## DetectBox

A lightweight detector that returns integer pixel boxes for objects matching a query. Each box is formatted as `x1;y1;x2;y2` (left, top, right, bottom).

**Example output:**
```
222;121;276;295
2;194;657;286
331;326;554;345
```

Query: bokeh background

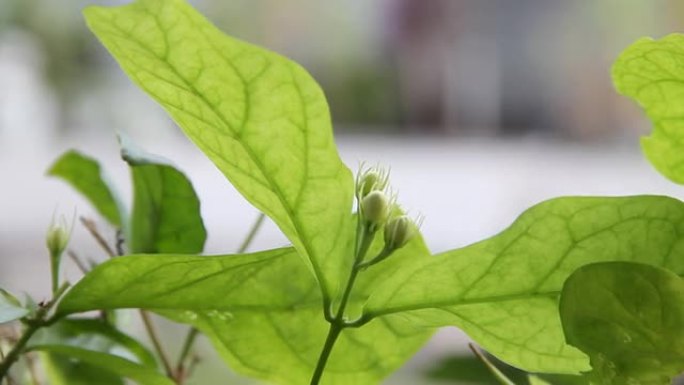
2;0;684;384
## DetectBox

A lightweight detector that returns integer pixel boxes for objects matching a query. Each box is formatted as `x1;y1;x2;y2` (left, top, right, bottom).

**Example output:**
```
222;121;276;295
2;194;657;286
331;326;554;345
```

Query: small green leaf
560;262;684;385
30;346;174;385
29;319;159;385
58;231;433;384
28;319;157;367
119;134;206;254
48;150;124;227
0;289;28;324
84;0;354;300
42;353;124;385
365;195;684;374
612;34;684;184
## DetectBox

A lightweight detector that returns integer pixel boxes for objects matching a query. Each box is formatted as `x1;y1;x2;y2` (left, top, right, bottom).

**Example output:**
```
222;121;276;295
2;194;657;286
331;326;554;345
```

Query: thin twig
79;217;115;258
237;213;265;253
67;250;89;274
139;311;174;378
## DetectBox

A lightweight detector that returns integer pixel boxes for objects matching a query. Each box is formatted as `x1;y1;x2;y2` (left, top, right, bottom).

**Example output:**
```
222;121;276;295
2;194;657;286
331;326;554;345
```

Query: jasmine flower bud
356;165;389;199
46;217;70;259
384;215;417;251
361;190;390;226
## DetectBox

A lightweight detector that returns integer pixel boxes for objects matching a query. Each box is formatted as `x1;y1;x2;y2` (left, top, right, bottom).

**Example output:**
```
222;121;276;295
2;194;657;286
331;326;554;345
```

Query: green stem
50;251;60;295
309;323;342;385
310;223;375;385
0;283;69;382
237;213;265;254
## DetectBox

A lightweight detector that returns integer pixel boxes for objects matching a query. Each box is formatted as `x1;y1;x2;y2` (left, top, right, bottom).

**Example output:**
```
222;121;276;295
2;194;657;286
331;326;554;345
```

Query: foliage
2;1;684;385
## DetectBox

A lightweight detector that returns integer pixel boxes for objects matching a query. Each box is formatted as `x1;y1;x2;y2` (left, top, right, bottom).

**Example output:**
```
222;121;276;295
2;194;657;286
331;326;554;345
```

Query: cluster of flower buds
356;165;420;253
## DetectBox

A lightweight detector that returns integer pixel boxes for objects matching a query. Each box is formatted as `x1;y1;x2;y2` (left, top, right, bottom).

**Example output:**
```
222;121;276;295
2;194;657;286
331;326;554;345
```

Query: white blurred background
2;0;684;384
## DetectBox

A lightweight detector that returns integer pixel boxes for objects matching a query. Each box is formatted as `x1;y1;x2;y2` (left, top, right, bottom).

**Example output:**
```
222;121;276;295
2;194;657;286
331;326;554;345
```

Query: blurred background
2;0;684;384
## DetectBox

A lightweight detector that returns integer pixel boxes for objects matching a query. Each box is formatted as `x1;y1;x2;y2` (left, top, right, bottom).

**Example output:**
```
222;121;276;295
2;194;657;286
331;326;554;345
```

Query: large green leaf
365;195;684;374
48;150;124;227
28;319;159;385
119;135;206;254
83;0;354;300
560;262;684;385
57;235;433;384
612;33;684;184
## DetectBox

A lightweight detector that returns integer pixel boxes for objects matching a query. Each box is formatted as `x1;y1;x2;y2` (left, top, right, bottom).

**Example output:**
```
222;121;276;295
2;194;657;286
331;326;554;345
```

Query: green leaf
560;262;684;385
612;33;684;184
119;134;206;254
30;346;174;385
58;234;433;384
28;318;157;367
42;353;124;385
0;289;28;324
29;319;160;385
48;150;124;227
83;0;354;300
365;195;684;374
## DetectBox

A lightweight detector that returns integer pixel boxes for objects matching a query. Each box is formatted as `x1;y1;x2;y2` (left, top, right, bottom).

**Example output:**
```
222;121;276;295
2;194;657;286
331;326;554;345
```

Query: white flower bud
46;218;70;258
356;166;389;199
361;191;390;226
384;215;416;251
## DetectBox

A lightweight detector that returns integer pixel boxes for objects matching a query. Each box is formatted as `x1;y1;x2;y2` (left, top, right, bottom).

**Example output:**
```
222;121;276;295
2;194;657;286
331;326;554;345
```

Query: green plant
2;0;684;384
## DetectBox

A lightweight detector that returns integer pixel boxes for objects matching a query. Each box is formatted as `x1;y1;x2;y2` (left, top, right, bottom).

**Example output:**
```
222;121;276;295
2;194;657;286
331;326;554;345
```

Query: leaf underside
83;0;355;301
59;232;434;384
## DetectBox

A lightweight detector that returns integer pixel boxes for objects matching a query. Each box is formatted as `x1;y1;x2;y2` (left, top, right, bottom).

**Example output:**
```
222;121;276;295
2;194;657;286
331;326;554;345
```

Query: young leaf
28;319;157;367
29;346;174;385
58;235;434;384
560;262;684;385
0;289;28;324
29;319;159;385
42;353;124;385
48;150;124;227
83;0;354;300
365;195;684;374
119;134;206;254
612;34;684;184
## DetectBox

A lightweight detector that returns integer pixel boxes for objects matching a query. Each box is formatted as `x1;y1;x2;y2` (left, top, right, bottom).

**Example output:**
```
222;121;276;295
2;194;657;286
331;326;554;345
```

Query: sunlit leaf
83;0;354;300
58;234;433;384
612;33;684;184
366;196;684;374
